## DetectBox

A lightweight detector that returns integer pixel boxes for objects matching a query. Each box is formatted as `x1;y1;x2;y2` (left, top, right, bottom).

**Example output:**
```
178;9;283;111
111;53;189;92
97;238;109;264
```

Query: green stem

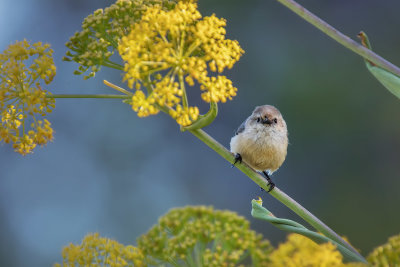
184;40;201;58
104;59;124;69
275;0;400;77
179;74;189;108
144;75;154;94
46;94;130;99
102;61;124;71
21;107;26;136
101;27;119;49
188;128;365;261
103;80;133;95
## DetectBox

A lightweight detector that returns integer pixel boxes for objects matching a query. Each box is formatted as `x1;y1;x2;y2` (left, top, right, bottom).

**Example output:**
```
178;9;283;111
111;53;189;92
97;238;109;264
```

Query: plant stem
179;74;189;108
102;60;124;71
189;128;365;261
275;0;400;77
103;80;133;95
46;94;130;99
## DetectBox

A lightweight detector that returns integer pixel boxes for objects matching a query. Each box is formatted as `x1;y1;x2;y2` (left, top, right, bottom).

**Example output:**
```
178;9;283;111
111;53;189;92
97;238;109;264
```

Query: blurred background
1;0;400;265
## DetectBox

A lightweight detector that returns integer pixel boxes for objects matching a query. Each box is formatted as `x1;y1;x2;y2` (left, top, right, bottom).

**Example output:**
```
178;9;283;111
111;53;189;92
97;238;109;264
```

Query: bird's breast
230;129;288;172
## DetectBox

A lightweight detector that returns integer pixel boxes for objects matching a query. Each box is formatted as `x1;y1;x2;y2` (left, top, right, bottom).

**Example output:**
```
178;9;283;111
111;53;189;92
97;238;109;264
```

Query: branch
275;0;400;77
189;128;365;261
46;94;130;99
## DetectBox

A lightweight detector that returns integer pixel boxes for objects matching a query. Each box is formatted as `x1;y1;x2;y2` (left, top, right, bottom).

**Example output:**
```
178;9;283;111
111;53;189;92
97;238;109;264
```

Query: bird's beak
262;118;272;125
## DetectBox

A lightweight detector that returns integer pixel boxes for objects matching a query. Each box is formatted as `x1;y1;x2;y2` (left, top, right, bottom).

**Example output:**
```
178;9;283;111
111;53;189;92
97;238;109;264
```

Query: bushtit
230;105;288;191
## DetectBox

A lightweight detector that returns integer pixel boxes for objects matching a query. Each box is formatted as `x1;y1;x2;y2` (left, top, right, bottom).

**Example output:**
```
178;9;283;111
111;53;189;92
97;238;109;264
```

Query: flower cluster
118;1;243;126
63;0;178;79
137;206;272;266
56;204;400;266
269;233;363;267
57;206;272;267
0;40;56;155
368;233;400;266
55;233;145;267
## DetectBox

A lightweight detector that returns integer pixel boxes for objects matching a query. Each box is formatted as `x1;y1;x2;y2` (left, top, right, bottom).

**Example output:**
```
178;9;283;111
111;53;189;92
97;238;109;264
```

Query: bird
230;105;288;192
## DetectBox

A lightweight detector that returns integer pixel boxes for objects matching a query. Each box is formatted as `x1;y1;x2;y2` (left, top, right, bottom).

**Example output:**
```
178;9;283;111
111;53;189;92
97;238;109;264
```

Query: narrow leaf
358;31;400;99
182;102;218;131
251;199;367;263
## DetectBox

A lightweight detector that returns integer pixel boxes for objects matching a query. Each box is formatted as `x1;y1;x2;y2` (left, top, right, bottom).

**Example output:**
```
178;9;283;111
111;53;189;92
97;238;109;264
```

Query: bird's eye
256;117;261;123
273;118;278;123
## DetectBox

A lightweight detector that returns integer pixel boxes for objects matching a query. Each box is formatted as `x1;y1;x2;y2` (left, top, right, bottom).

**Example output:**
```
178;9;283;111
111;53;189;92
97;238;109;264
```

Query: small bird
230;105;288;192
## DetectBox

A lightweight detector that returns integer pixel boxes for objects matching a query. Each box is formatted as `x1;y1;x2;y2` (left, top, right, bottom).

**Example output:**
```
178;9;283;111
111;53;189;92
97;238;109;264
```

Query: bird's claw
262;171;275;192
259;182;274;192
266;181;275;192
231;153;242;168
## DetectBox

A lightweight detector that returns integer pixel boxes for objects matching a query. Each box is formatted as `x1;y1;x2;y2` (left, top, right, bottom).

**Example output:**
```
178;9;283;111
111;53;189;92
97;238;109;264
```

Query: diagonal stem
46;94;130;99
179;73;189;108
103;80;133;95
275;0;400;77
189;128;365;261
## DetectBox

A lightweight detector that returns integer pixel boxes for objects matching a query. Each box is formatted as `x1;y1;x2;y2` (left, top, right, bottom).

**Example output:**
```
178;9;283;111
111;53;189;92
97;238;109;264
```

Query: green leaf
182;102;218;131
358;31;400;99
251;199;367;263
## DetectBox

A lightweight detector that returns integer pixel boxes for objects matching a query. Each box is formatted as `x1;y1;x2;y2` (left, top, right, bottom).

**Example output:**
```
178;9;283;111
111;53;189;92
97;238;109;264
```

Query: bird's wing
235;120;246;135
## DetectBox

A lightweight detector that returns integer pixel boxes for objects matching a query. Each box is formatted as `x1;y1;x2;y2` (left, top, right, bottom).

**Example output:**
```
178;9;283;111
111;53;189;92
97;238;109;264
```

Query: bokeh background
1;0;400;266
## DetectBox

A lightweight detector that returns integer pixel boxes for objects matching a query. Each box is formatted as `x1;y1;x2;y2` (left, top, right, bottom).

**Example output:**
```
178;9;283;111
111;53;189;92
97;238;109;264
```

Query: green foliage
63;0;179;79
137;205;273;266
359;31;400;99
182;102;218;131
55;233;145;267
251;199;367;263
55;204;400;267
368;234;400;266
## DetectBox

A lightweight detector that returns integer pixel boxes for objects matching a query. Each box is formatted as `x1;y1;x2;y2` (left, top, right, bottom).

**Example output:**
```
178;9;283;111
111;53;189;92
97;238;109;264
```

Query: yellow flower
270;233;364;267
0;40;56;155
64;0;178;79
367;233;400;266
33;119;53;145
12;134;36;156
131;90;159;117
255;197;263;205
55;233;146;267
169;105;199;127
118;1;243;126
201;75;237;103
137;206;272;266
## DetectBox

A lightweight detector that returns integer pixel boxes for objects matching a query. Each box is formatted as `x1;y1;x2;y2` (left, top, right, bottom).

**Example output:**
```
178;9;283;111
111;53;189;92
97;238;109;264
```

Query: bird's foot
266;180;275;192
262;171;275;192
231;153;242;168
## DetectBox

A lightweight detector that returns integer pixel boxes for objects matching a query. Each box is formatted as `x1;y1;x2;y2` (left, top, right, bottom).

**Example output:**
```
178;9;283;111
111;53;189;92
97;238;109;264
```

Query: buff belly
230;131;287;172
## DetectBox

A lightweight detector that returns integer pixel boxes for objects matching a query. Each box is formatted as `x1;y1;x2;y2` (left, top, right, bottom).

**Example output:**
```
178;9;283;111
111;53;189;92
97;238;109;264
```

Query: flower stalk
189;128;365;262
46;94;130;99
251;199;367;263
103;80;133;95
275;0;400;77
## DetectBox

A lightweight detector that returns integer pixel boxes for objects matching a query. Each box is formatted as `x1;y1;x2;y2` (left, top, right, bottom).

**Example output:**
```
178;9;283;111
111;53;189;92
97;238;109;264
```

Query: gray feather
235;120;246;135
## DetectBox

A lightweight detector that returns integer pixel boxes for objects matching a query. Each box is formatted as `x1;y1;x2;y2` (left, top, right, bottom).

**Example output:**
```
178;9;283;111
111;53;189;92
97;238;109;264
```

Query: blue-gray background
1;0;400;266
